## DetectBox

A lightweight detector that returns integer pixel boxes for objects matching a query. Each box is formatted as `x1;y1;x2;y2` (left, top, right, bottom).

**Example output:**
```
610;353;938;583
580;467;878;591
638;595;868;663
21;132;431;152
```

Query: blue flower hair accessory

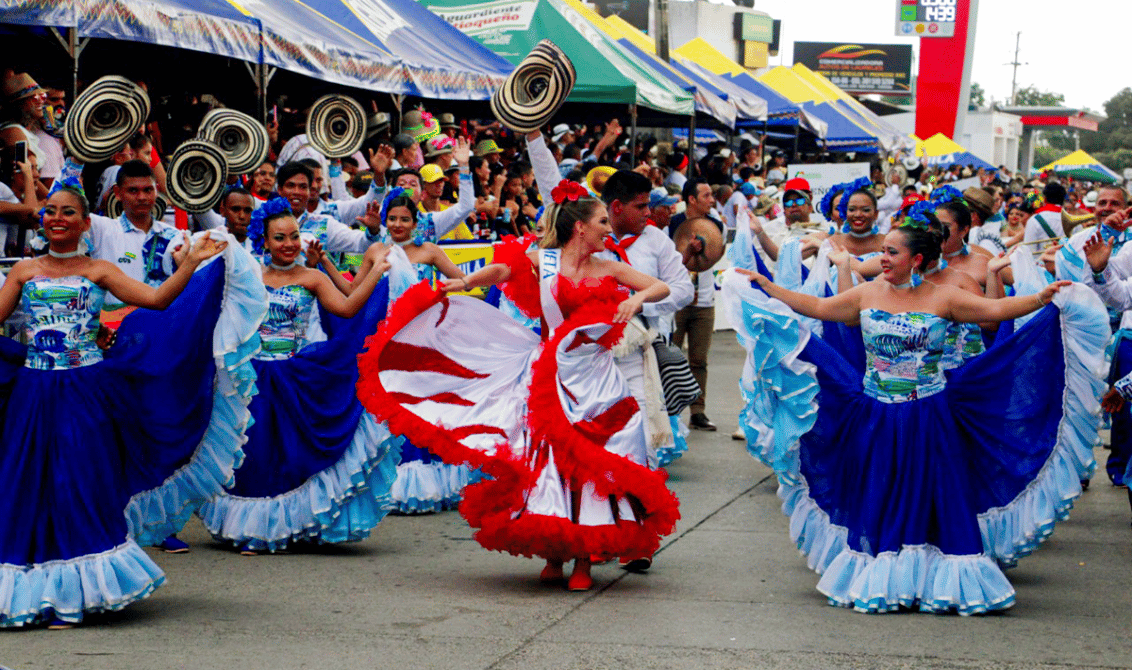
247;196;293;255
818;183;845;221
929;185;963;205
899;200;937;231
836;176;876;224
380;187;418;227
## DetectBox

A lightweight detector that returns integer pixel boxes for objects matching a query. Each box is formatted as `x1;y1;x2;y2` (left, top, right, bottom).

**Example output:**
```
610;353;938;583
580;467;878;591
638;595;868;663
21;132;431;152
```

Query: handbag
651;335;701;415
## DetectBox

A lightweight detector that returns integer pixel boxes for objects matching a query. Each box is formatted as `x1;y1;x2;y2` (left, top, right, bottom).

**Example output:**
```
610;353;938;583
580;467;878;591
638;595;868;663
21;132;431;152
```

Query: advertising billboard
793;41;913;96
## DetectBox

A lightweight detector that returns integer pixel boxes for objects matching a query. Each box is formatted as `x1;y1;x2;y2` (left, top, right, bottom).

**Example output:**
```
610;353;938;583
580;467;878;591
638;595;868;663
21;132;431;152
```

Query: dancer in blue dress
364;187;476;514
726;207;1108;615
199;198;402;553
0;186;246;628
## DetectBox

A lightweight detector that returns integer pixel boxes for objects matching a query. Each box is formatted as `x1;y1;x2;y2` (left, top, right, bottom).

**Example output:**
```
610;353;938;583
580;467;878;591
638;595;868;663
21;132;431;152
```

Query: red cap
900;194;924;212
783;177;810;193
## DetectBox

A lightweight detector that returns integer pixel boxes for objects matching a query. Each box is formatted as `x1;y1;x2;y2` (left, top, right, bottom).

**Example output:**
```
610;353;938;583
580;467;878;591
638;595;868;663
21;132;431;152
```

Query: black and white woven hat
490;40;576;134
307;94;366;158
198;108;270;175
165;140;229;213
64;75;150;164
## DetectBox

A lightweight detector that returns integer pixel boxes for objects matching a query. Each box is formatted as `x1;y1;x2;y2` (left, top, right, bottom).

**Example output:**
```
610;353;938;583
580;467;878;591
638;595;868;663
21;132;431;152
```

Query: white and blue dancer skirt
0;252;261;627
722;272;1108;615
200;280;401;552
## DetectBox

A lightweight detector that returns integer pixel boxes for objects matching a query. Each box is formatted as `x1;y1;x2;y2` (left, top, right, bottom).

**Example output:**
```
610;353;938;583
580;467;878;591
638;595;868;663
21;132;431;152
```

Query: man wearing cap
964;186;1005;254
419;163;474;240
551;123;574;151
1;72;64;185
647;187;679;230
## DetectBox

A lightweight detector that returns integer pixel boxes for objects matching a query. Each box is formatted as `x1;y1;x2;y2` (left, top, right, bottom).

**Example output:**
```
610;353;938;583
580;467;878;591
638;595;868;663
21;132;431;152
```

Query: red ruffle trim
493;234;541;319
357;281;523;480
357;277;679;562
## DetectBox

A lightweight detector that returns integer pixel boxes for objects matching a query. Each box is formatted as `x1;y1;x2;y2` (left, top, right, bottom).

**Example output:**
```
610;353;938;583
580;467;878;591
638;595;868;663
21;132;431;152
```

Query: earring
909;268;923;288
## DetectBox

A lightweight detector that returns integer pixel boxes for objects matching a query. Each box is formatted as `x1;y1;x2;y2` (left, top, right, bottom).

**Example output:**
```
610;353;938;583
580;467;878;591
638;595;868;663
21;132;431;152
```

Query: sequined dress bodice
257;284;317;360
21;275;105;370
861;308;949;403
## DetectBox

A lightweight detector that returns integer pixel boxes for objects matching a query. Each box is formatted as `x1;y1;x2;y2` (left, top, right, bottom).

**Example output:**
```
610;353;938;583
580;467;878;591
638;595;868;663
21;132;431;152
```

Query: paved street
4;337;1130;670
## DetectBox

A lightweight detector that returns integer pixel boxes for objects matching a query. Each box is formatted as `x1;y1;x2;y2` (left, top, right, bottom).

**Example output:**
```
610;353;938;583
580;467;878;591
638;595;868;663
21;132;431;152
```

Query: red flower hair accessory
551;179;589;205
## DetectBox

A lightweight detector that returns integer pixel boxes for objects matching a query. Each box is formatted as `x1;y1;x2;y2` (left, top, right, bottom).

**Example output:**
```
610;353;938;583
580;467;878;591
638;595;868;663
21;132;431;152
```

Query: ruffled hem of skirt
198;414;402;552
0;539;165;628
391;460;481;514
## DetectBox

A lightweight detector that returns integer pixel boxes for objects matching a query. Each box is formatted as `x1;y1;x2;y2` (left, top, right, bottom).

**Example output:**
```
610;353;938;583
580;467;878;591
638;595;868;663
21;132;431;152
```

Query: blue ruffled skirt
0;259;253;627
391;438;480;514
200;280;402;551
725;274;1107;615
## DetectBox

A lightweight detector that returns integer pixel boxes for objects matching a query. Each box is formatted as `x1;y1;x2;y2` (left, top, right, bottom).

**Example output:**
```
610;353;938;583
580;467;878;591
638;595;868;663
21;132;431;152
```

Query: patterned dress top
941;321;986;370
861;308;950;403
21;275;105;370
257;284;316;360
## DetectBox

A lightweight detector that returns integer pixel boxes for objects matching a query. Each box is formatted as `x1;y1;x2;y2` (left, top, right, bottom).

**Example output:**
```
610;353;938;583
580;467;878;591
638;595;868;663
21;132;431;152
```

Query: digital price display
895;0;956;37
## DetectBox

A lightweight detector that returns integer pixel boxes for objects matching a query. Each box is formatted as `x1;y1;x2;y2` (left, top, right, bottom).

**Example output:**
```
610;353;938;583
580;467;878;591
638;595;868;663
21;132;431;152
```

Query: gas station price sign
896;0;956;37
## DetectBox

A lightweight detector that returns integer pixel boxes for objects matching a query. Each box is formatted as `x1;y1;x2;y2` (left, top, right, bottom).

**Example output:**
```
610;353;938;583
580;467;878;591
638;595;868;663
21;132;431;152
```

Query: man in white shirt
598;170;693;573
1024;182;1067;245
86;161;183;313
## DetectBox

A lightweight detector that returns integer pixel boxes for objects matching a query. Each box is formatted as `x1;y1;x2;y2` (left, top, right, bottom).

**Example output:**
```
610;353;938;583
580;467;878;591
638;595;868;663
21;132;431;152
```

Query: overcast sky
746;0;1119;114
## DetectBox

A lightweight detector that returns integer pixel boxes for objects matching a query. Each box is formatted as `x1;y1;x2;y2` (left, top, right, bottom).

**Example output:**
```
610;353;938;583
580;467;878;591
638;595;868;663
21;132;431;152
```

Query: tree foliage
968;82;985;109
1014;86;1064;106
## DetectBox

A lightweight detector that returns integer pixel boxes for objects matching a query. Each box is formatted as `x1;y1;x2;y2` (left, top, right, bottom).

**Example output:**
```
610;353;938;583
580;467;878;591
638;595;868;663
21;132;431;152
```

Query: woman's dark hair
936;199;972;233
469;156;486;197
383;194;419;224
897;210;946;271
539;197;603;249
846;188;878;209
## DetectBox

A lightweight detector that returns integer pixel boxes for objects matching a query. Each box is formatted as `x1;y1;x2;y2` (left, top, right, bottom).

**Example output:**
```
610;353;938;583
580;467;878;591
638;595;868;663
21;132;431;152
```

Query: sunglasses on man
783;197;808;208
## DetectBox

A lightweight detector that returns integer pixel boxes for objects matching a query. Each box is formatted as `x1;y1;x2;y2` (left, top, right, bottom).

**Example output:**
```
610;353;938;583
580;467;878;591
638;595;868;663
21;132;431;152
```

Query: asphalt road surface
5;337;1130;669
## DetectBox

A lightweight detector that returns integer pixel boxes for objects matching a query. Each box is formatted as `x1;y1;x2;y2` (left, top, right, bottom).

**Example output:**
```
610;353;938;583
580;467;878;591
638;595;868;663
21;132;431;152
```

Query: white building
958;111;1023;173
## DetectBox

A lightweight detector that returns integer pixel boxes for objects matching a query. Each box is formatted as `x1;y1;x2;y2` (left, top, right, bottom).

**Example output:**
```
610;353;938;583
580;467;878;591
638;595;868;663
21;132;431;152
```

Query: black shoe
690;413;716;431
1081;478;1090;491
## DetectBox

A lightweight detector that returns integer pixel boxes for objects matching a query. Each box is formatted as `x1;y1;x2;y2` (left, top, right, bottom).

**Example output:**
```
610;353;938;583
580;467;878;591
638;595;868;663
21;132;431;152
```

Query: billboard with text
793;41;913;96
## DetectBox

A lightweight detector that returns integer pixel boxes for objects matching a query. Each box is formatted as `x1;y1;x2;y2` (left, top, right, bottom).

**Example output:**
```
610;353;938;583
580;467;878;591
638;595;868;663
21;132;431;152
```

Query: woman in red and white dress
357;180;679;591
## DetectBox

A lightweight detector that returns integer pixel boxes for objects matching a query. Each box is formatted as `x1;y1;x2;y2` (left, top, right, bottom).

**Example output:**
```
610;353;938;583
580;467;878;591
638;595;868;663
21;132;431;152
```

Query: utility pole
655;0;671;62
1007;32;1026;105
